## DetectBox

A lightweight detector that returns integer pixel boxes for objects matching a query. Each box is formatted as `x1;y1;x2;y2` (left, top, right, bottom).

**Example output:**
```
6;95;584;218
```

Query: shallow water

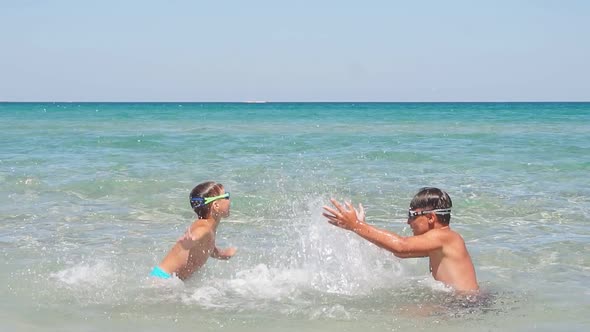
1;102;589;331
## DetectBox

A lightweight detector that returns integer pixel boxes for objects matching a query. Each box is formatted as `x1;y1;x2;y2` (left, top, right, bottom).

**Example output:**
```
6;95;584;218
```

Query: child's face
217;191;231;217
407;210;432;235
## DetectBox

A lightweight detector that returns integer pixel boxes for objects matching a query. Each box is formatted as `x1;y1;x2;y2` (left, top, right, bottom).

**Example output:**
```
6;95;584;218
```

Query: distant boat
243;100;267;104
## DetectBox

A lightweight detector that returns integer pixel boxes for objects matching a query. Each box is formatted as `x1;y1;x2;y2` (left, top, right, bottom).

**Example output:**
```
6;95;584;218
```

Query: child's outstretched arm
211;246;236;260
323;198;442;258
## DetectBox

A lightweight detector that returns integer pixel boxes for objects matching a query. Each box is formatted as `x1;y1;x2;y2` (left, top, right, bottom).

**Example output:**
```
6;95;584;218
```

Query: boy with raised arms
323;187;478;293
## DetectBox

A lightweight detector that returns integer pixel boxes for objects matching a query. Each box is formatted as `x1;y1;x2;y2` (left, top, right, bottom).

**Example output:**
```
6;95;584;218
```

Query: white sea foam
228;264;309;299
309;304;352;320
50;261;115;286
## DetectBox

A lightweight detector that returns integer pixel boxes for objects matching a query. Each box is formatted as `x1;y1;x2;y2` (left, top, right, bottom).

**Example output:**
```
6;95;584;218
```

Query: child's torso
428;231;478;292
175;229;215;280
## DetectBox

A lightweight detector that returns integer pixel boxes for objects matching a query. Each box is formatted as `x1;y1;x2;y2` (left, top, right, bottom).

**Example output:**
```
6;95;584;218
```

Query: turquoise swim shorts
150;266;172;279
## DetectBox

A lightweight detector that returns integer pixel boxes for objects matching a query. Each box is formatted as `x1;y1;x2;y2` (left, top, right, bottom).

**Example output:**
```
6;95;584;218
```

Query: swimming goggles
408;208;451;218
191;192;230;207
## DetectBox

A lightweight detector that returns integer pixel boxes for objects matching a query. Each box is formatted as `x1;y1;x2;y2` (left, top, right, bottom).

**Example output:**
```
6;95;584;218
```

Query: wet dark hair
409;187;452;225
189;181;224;219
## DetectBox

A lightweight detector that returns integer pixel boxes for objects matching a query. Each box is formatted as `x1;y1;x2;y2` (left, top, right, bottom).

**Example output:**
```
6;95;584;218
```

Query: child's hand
322;198;365;231
213;247;236;260
355;203;366;223
221;247;237;258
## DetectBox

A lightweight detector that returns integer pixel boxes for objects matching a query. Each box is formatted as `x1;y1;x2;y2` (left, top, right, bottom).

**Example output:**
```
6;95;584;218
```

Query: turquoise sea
1;102;589;331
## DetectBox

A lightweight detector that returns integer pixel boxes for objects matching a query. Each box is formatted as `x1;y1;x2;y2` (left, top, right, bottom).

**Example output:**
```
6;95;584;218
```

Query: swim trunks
150;266;172;279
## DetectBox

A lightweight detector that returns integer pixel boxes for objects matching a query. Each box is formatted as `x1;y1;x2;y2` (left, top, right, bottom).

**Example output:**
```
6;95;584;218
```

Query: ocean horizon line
1;100;589;104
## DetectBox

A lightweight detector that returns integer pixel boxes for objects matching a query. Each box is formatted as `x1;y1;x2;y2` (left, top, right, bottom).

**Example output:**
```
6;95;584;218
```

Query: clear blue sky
1;0;589;101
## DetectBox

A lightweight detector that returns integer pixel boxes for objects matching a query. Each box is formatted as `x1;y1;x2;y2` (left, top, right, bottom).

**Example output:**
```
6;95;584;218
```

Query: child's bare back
159;220;216;280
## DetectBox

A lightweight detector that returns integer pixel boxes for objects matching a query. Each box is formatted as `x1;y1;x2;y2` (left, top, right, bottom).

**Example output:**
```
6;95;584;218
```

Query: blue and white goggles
408;208;451;218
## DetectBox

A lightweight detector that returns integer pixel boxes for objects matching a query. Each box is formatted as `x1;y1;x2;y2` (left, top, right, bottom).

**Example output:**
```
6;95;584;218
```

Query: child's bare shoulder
444;229;468;249
189;220;214;238
433;228;465;243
